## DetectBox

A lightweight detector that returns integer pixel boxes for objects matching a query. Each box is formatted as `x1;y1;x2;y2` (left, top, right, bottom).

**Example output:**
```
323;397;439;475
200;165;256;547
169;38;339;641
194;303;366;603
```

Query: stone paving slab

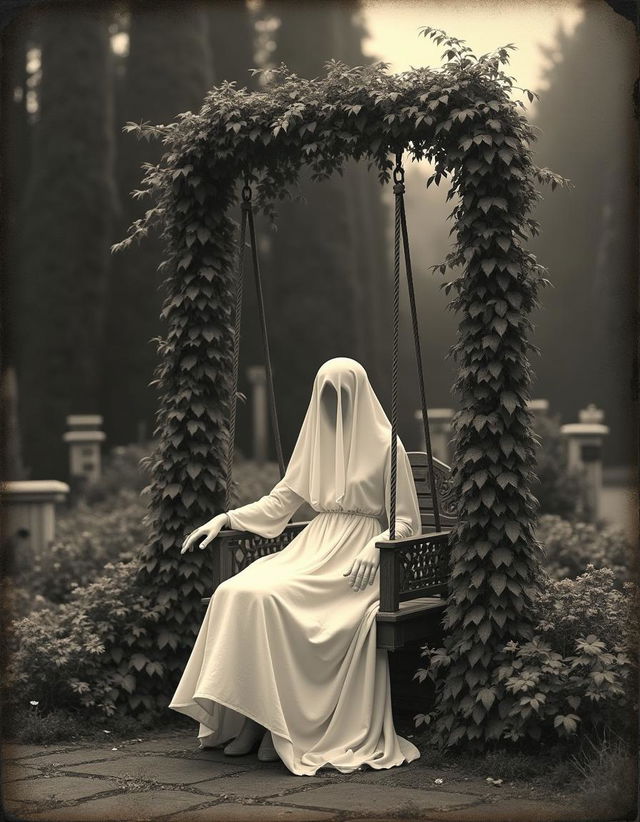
2;762;40;782
4;775;122;805
16;789;211;821
277;781;480;815
419;796;592;821
167;802;337;821
350;766;499;797
113;739;198;755
194;771;331;798
3;744;74;760
65;754;249;785
14;749;126;768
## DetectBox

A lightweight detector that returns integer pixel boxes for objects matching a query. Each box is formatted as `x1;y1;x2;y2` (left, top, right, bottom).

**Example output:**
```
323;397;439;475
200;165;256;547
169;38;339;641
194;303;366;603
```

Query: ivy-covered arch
116;29;566;747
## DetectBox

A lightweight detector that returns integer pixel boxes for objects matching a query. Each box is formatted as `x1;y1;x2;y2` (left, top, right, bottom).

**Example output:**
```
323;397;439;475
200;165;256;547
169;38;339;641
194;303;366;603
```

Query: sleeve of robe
379;438;422;541
224;477;305;539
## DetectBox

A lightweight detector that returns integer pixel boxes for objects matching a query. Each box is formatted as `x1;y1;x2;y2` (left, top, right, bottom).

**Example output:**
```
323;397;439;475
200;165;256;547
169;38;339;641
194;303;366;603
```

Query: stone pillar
527;398;549;426
247;365;268;464
62;415;106;485
0;480;70;556
414;408;453;464
561;404;609;521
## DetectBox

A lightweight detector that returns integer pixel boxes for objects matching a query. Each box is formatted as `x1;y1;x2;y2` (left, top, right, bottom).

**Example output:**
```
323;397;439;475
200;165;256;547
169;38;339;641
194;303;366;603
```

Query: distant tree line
4;0;637;479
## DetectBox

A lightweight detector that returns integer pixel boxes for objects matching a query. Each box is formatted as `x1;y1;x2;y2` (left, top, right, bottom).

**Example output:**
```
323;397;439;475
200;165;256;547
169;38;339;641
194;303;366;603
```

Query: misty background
3;0;637;483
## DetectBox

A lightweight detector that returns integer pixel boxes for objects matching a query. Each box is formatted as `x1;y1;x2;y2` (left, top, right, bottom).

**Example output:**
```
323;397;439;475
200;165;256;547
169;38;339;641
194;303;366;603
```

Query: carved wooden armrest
374;530;451;551
375;530;451;612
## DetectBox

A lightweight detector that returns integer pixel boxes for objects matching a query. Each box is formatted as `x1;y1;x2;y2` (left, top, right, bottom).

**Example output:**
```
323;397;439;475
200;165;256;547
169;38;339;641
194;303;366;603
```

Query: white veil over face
283;357;393;509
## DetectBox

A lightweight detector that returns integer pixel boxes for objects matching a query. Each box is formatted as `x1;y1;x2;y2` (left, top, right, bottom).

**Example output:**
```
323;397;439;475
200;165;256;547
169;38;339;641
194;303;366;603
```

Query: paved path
1;729;594;821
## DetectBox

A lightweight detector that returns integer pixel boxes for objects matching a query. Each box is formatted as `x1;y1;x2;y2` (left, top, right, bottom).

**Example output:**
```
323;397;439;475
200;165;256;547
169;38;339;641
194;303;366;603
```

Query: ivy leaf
477;687;496;710
505;521;521;543
129;653;148;672
493;317;508;336
500;434;515;456
489;572;507;595
491;546;512;567
465;605;485;626
478;620;492;644
481;487;496;508
501;392;518;414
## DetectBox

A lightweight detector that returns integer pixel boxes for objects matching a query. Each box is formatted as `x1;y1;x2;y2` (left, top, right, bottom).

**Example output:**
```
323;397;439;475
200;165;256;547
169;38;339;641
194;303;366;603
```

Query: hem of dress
192;690;290;743
170;690;420;777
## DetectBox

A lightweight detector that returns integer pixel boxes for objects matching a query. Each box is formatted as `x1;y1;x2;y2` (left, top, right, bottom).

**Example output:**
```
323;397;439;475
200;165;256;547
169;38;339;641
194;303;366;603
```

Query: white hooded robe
169;357;422;776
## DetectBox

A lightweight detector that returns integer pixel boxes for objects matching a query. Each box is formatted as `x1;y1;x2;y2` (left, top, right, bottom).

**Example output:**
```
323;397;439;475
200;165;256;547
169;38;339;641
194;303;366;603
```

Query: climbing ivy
114;27;568;731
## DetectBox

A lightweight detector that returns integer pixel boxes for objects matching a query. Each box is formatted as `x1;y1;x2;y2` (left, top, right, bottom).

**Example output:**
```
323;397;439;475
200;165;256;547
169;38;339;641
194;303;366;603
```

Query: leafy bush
536;514;632;589
417;567;638;747
530;413;586;518
3;558;170;721
79;442;154;505
12;487;148;605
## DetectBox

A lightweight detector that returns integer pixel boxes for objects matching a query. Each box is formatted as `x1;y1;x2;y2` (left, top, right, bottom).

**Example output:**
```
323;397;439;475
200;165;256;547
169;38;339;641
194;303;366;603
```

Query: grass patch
3;707;193;746
570;730;638;819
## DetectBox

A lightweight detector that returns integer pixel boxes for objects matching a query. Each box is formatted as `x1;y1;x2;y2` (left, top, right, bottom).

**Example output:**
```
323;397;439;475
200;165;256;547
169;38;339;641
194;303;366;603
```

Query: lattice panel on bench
225;526;303;576
397;533;450;599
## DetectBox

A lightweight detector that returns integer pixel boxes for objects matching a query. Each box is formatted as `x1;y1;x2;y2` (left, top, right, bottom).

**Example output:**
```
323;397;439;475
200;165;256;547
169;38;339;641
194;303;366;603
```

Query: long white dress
169;357;422;777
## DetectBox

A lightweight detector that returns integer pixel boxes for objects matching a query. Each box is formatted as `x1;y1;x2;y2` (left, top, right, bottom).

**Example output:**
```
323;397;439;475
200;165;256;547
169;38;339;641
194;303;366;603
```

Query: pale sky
360;0;585;110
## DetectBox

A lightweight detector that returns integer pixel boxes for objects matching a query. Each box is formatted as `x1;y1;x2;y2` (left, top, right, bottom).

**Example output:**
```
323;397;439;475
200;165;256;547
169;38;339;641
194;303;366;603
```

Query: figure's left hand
343;538;381;592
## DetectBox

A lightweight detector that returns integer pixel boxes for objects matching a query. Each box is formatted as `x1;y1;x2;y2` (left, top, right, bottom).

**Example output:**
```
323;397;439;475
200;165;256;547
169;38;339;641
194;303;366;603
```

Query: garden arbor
117;29;564;748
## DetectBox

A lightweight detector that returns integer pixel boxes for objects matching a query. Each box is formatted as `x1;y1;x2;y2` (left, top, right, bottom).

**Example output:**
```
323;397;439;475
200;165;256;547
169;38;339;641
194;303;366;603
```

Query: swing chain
389;150;442;537
225;177;286;512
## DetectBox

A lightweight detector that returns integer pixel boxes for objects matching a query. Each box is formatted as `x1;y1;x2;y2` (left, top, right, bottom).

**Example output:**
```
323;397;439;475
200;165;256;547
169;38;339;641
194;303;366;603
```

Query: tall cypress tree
104;1;215;448
15;3;117;479
256;0;393;459
529;1;637;465
3;11;32;480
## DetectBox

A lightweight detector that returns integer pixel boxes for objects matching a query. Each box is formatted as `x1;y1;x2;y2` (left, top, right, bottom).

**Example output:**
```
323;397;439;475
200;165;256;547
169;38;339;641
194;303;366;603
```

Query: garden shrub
417;567;638;747
536;514;632;589
3;558;170;722
12;487;149;605
530;412;586;518
80;442;154;505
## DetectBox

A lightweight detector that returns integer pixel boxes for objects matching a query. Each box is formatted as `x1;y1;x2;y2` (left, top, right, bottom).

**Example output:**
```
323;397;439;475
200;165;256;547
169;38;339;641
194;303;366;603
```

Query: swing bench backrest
408;452;457;531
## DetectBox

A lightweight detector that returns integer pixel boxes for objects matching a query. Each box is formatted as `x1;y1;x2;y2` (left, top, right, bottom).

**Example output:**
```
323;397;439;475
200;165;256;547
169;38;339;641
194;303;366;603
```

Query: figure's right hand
181;513;229;554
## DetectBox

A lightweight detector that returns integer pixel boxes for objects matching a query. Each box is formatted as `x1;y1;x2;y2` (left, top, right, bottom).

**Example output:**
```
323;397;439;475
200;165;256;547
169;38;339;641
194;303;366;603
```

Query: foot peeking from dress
257;730;280;762
223;716;264;755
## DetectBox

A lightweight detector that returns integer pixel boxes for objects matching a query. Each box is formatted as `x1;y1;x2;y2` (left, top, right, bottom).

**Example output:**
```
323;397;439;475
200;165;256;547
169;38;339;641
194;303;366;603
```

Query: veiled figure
169;356;422;776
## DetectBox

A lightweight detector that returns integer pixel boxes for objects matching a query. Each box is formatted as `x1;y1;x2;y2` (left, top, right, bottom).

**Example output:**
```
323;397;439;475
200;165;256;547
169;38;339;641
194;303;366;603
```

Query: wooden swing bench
202;153;455;651
201;452;456;651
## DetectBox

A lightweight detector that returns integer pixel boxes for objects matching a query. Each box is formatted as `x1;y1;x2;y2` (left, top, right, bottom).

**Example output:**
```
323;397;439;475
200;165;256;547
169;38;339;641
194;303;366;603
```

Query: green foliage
113;27;566;727
79;442;154;505
537;515;632;589
13;488;148;607
4;559;170;722
417;567;638;747
530;413;586;518
534;565;637;654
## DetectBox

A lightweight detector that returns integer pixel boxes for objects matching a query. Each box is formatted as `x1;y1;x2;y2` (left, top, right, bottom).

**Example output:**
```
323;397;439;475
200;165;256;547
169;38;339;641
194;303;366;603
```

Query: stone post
414;408;454;464
0;480;70;557
527;398;550;427
247;365;268;464
62;415;106;486
560;404;609;521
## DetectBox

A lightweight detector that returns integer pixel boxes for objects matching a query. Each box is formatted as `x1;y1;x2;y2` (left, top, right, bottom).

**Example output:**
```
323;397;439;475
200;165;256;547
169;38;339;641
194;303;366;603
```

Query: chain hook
242;178;252;202
393;151;405;189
